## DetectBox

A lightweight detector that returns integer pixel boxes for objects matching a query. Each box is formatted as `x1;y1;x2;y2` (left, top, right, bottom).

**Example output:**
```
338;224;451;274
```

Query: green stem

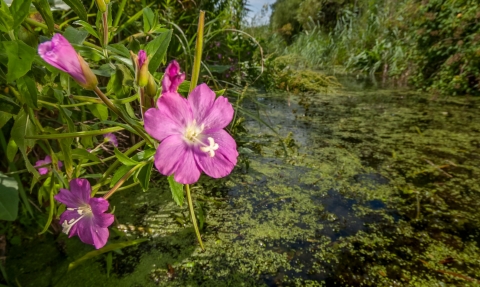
113;0;127;27
92;140;146;192
189;11;205;92
25;126;124;139
93;87;153;145
186;184;205;251
102;161;148;200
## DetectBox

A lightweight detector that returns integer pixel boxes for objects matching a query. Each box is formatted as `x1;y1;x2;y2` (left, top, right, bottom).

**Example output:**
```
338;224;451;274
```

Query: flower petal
55;188;83;208
194;130;238;179
156;92;193;128
144;107;183;142
188;83;215;123
173;148;201;184
38;34;85;84
201;96;234;131
76;212;112;248
153;135;189;176
162;60;185;93
76;217;95;246
69;178;91;205
91;226;110;249
38;167;49;175
89;197;110;215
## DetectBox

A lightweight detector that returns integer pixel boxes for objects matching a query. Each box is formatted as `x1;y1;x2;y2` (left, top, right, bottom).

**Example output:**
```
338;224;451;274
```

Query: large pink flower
54;179;114;249
144;63;238;184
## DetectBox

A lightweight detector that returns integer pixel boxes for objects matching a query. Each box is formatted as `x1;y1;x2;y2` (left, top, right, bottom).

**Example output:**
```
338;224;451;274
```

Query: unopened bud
77;54;98;90
145;74;157;98
95;0;108;13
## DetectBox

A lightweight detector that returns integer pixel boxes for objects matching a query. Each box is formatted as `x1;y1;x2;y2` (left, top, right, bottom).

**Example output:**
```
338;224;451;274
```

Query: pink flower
35;155;63;175
161;60;185;95
54;179;114;249
144;63;238;184
38;34;98;90
103;133;118;147
138;50;147;69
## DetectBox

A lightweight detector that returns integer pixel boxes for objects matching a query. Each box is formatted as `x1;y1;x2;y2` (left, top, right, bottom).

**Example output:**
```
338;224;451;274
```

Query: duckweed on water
6;78;480;286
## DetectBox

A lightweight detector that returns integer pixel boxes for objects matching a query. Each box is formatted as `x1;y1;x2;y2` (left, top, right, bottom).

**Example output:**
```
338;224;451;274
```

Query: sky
245;0;272;24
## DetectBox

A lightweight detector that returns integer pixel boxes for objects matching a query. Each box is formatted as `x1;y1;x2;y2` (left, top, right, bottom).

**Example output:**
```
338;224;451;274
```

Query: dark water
6;78;480;286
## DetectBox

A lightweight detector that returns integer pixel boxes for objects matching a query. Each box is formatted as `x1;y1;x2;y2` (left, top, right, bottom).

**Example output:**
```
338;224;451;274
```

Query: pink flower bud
38;34;98;90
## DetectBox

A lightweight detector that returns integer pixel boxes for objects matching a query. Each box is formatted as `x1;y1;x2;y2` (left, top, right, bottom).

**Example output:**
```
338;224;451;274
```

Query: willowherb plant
0;0;238;254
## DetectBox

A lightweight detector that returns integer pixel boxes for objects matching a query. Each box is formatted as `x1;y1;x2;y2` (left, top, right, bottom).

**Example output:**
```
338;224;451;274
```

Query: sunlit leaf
168;175;184;206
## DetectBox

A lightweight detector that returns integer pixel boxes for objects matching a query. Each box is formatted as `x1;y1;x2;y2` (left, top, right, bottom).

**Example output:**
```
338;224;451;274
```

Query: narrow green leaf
17;76;38;109
0;95;20;114
0;0;13;33
11;110;39;178
0;112;12;129
32;0;55;34
87;104;109;121
137;161;153;191
68;239;148;271
113;148;139;166
63;0;88;21
168;175;184;206
109;165;131;187
74;20;99;39
131;148;155;161
106;252;112;277
10;0;32;29
143;7;154;33
71;149;101;163
38;183;55;234
0;173;19;221
63;26;89;45
25;126;124;139
145;30;172;74
6;138;18;162
59;138;74;178
215;89;226;96
107;44;130;58
3;40;36;82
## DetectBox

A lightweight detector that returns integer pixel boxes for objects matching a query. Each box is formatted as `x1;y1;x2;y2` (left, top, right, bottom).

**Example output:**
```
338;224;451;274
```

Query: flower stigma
200;137;219;157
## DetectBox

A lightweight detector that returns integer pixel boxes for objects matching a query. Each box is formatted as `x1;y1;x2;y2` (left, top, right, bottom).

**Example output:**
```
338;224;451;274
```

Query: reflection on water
7;77;480;286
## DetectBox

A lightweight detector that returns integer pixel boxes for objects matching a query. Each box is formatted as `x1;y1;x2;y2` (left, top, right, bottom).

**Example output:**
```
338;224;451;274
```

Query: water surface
7;78;480;286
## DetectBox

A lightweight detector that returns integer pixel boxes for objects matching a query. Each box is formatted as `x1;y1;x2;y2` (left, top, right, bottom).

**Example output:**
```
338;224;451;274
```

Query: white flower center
183;120;220;158
61;205;92;235
184;120;205;143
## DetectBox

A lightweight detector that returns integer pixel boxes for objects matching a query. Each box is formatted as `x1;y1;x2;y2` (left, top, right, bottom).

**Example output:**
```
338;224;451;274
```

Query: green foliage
265;0;479;95
0;173;19;221
409;0;480;96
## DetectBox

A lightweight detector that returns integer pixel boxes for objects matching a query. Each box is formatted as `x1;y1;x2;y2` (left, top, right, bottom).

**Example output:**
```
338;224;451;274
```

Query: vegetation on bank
247;0;480;96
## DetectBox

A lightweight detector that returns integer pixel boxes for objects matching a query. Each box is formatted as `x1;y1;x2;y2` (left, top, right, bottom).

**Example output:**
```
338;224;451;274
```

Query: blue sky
245;0;272;24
